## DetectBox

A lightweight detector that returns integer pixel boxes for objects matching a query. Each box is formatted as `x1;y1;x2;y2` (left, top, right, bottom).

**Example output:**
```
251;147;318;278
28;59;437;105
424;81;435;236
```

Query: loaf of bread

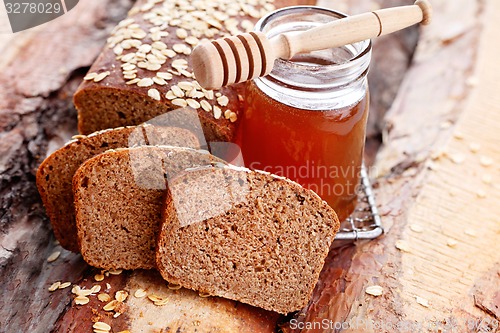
73;146;225;270
156;165;339;314
36;125;199;252
74;0;313;141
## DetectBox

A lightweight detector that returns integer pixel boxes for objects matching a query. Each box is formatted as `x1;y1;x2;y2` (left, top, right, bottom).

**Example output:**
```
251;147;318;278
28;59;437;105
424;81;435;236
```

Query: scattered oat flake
47;251;61;262
395;240;411;252
103;300;119;311
476;190;486;199
365;285;383;296
115;290;128;302
138;78;155;87
93;322;111;331
449;153;466;165
75;296;90;305
187;99;201;109
468;142;481;153
148;88;161;101
479;156;494;167
78;289;93;297
91;285;101;294
482;174;493;184
154;298;169;306
229;112;237;123
94;72;110;83
172;98;188;107
198;292;211;298
415;296;429;308
410;224;424;233
176;28;188;39
109;269;122;275
98;293;111;302
134;289;147;298
106;283;111;290
217;95;229;106
48;282;61;292
167;283;182;290
84;72;98;81
213;106;222;119
153;77;167;85
147;294;164;303
453;131;464;140
59;282;72;289
165;91;176;100
95;274;105;282
464;229;477;237
157;72;173;80
200;100;212;112
126;78;140;85
446;238;458;248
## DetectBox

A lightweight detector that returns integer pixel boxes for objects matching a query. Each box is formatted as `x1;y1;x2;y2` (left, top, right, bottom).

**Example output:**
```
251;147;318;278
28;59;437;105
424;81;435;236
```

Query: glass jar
237;6;371;222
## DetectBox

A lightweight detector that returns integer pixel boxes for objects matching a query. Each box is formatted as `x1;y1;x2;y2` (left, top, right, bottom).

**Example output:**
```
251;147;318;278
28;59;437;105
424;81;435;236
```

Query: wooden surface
0;0;498;332
292;0;500;332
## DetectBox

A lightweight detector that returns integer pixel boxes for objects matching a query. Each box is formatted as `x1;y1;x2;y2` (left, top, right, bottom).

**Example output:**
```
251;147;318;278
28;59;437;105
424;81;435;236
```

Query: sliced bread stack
73;146;224;270
36;125;200;252
156;165;340;314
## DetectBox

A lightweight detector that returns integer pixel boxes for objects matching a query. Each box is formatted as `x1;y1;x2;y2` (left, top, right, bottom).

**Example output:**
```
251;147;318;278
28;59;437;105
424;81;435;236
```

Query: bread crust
73;0;314;140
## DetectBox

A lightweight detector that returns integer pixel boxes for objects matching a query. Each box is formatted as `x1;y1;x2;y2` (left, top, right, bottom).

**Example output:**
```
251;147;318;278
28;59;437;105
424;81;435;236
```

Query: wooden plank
285;0;500;331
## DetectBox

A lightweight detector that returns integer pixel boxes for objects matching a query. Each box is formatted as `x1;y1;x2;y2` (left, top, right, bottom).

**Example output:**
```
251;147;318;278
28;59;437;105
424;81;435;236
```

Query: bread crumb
446;238;458;248
365;285;383;296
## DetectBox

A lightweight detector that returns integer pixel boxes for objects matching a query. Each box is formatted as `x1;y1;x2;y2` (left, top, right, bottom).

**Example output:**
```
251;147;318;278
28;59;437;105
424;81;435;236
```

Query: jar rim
254;5;372;71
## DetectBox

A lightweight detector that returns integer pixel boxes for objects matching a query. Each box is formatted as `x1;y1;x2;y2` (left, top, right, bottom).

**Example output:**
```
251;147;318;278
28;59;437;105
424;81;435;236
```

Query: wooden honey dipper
191;0;432;90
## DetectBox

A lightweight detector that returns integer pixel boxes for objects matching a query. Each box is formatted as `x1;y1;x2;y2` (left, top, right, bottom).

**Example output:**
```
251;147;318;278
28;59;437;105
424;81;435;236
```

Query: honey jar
237;6;372;222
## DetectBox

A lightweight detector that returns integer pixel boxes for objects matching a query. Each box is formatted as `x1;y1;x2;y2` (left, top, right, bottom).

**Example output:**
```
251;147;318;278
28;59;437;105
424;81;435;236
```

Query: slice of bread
73;146;225;270
155;165;340;314
36;125;199;252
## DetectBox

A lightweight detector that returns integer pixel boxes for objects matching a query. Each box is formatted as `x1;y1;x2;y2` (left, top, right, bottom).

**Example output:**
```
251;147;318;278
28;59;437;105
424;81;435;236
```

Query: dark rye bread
73;146;225;270
156;166;340;314
74;0;313;140
36;125;199;252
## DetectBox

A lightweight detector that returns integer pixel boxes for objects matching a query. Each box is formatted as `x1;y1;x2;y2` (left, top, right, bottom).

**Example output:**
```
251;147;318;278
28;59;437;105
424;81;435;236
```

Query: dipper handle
191;0;432;90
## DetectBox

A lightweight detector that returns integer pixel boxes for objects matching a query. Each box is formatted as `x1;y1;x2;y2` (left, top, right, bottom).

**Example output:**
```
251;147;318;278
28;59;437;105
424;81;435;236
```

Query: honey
236;6;372;222
240;84;368;221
